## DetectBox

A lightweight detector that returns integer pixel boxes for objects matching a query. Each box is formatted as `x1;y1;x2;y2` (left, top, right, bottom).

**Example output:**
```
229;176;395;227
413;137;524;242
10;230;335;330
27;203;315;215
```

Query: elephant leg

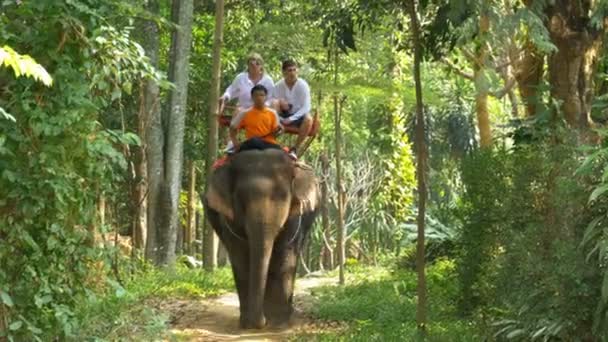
205;208;250;327
264;215;307;327
226;242;250;327
264;243;298;327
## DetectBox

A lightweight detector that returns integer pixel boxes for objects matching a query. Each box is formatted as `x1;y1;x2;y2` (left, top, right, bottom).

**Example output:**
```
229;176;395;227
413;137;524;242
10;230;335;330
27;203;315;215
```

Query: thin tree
320;151;333;270
474;0;492;148
185;160;196;254
332;46;346;286
143;0;163;263
203;0;225;271
407;0;428;334
156;0;194;267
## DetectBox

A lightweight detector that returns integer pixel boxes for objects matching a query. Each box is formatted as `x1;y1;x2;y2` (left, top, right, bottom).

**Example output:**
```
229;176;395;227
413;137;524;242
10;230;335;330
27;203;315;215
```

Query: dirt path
162;276;338;341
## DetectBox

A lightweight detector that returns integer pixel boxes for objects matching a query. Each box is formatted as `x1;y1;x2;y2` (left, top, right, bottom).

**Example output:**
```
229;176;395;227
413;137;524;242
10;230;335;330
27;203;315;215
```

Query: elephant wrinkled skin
203;149;319;329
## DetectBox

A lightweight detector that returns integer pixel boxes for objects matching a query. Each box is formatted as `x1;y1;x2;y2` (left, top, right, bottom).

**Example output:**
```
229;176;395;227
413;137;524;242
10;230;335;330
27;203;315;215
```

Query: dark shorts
238;138;281;152
279;110;305;128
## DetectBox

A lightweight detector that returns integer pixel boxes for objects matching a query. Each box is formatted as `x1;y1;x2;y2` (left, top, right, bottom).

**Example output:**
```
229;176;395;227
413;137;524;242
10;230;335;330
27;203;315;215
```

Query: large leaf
1;290;14;307
589;184;608;203
0;45;53;86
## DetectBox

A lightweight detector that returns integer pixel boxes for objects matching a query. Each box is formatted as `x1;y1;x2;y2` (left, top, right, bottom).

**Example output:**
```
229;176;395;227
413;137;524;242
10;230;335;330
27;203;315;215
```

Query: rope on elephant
221;215;246;241
288;201;304;245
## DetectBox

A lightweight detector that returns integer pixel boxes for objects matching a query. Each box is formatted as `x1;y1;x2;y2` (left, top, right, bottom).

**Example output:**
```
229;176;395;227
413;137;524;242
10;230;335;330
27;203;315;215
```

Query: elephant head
204;149;319;329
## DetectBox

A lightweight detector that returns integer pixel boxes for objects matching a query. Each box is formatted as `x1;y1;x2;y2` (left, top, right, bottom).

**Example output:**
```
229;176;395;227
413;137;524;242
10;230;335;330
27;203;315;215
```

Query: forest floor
160;274;344;341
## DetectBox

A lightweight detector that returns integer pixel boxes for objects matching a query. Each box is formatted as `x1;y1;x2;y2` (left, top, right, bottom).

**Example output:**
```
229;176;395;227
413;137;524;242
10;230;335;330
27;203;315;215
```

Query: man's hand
273;125;284;136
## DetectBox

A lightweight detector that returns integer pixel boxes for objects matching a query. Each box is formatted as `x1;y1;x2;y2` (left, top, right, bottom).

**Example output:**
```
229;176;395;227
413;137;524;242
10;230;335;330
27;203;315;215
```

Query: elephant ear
290;162;319;217
205;165;234;221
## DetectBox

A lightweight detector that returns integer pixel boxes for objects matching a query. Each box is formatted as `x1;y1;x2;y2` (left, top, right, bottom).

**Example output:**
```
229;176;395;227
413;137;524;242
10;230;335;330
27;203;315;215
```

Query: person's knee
270;100;280;111
301;115;313;130
279;99;290;112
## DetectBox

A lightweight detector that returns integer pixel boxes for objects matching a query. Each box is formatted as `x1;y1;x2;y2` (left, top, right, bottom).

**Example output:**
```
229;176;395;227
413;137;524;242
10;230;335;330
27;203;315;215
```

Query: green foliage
577;130;608;337
0;45;53;86
456;148;510;315
295;263;482;341
72;264;233;341
0;1;163;340
456;132;602;340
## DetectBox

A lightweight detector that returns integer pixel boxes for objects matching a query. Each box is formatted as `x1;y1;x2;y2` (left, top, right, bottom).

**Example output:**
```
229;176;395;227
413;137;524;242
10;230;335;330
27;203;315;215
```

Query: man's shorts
238;137;282;152
279;110;306;128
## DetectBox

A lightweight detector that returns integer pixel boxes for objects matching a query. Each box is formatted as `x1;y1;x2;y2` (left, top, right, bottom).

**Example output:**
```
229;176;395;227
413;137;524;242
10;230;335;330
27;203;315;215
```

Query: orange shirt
231;106;280;145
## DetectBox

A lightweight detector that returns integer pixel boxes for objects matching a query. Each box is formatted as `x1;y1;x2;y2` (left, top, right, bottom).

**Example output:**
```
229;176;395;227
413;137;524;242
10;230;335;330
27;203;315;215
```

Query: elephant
203;148;319;329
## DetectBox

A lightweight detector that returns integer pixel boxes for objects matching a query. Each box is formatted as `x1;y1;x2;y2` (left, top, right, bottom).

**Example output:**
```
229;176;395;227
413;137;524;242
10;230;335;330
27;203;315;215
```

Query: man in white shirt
272;60;313;159
219;52;275;114
218;53;274;153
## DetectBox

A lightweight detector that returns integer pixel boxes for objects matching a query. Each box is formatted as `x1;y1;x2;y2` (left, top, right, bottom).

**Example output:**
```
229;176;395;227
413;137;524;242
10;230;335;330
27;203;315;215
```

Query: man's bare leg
294;115;313;151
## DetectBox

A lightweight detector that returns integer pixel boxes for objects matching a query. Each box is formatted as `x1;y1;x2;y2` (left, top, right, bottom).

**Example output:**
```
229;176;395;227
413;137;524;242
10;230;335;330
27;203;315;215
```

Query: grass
71;263;234;341
293;259;484;341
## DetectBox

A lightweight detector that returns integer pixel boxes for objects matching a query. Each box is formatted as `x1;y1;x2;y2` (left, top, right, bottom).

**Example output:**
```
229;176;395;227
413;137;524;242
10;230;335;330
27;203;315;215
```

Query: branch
461;48;478;65
490;76;518;99
440;57;474;80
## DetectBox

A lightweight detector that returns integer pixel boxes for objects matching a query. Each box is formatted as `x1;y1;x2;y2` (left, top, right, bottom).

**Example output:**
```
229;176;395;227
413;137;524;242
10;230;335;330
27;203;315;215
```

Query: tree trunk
335;96;345;285
217;244;228;266
185;160;196;254
132;86;148;252
320;151;333;270
332;47;346;285
514;41;544;117
203;0;225;271
474;2;492;148
545;0;605;131
407;0;427;334
143;0;163;264
157;0;194;268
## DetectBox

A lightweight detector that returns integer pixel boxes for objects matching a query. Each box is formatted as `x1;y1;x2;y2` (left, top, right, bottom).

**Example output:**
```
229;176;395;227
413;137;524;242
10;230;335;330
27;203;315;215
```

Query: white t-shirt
274;78;311;121
222;72;275;109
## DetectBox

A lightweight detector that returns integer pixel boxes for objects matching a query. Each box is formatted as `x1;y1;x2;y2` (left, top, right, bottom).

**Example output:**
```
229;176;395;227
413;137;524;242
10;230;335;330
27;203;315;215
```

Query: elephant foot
267;317;291;330
265;305;293;328
240;315;266;330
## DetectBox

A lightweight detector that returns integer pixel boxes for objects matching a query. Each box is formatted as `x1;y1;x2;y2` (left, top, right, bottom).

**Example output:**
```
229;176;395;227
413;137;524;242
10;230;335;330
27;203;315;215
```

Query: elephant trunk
245;220;278;329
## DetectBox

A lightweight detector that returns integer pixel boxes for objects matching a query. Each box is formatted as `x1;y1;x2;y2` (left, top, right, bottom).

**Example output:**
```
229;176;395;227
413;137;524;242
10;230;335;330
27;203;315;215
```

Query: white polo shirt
222;72;274;109
274;78;311;121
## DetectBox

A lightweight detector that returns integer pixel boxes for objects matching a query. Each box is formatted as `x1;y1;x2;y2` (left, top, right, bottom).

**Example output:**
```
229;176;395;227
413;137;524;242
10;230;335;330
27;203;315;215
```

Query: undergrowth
294;260;483;341
71;264;233;341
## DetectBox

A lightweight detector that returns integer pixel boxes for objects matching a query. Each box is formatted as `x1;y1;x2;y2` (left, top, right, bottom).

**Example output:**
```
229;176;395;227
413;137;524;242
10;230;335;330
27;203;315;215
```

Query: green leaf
0;46;53;86
0;107;15;122
506;328;525;339
589;184;608;203
1;291;14;307
602;270;608;303
8;320;22;331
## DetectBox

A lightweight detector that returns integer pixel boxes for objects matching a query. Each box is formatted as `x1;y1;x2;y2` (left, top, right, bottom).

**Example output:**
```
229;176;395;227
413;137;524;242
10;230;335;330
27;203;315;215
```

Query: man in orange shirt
229;84;283;153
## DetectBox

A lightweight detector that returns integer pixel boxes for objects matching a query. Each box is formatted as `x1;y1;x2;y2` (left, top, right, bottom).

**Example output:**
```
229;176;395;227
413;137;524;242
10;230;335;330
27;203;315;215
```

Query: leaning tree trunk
157;0;194;268
407;0;428;334
143;0;163;264
203;0;225;271
545;0;605;132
